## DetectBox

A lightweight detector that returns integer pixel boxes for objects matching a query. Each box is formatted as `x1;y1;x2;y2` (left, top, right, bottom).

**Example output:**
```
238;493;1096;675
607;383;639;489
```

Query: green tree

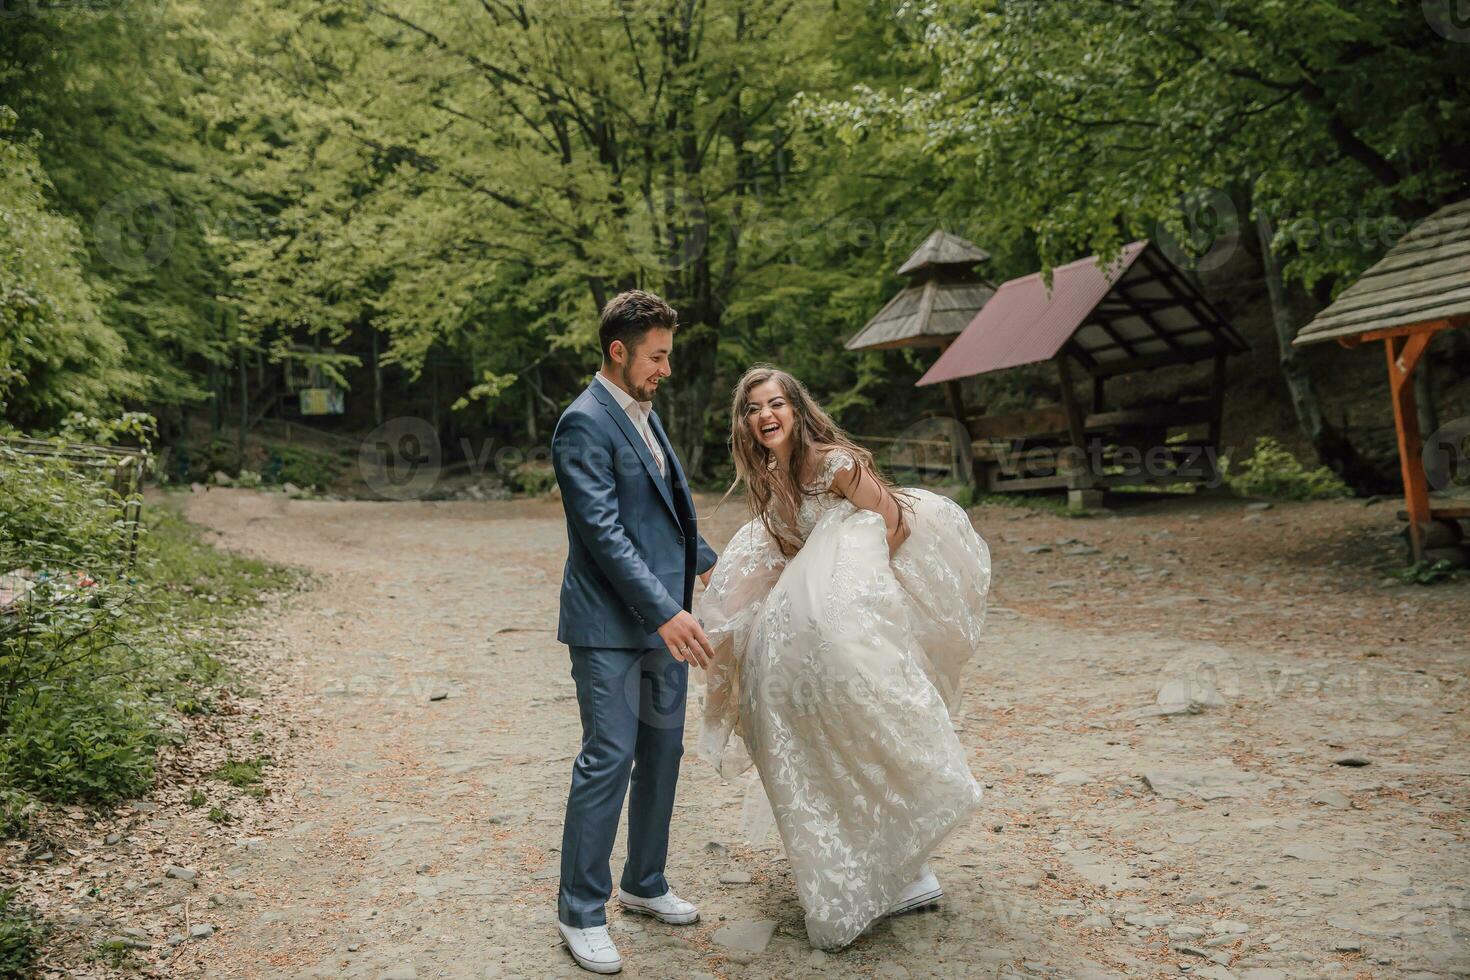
801;0;1470;486
0;107;135;427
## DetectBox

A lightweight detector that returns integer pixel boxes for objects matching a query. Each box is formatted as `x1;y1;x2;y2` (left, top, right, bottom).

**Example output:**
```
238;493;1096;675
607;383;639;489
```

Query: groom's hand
658;610;715;669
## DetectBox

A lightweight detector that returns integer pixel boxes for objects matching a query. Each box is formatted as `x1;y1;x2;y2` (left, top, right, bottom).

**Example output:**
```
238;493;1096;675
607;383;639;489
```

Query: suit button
678;534;686;545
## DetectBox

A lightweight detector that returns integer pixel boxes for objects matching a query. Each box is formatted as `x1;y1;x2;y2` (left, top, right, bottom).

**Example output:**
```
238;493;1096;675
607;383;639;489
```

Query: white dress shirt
595;372;666;477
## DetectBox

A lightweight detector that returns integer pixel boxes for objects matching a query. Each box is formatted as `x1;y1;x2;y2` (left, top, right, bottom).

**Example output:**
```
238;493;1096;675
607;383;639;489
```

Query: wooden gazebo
918;240;1249;508
847;230;996;424
1293;197;1470;563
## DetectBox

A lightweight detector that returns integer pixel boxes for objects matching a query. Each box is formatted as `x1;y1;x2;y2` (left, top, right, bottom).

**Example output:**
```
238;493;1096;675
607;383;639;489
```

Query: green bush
169;437;343;491
1222;436;1352;501
511;461;557;496
0;438;295;816
0;888;40;978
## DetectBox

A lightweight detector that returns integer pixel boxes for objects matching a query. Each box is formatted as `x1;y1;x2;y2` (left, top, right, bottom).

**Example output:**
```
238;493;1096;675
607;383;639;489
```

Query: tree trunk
1254;213;1388;494
661;318;718;478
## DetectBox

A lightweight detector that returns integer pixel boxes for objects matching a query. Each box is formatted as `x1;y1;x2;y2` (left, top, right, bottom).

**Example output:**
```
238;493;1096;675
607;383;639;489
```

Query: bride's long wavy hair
719;364;913;557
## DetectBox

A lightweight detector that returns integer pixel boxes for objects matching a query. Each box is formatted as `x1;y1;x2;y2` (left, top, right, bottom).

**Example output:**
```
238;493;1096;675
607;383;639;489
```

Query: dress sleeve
694;516;787;777
818;448;857;490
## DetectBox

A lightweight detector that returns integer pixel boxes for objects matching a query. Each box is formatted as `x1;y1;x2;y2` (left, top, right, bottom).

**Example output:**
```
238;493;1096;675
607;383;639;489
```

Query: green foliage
1391;559;1463;586
802;0;1469;292
510;462;558;497
207;805;232;824
0;438;293;813
0;888;40;979
1222;436;1352;501
211;756;269;789
0;108;136;429
91;938;134;970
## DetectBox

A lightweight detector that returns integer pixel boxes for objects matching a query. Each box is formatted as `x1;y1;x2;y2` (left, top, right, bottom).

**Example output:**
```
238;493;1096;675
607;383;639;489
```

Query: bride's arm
828;457;911;554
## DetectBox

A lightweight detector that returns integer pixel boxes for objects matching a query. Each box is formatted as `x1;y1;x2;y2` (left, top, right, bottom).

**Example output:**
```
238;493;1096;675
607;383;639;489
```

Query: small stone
167;934;185;946
719;871;753;884
104;833;122;845
189;924;215;939
347;943;361;952
165;866;197;883
1079;912;1113;929
1309;788;1351;809
416;863;431;874
712;919;776;954
1022;545;1052;554
1063;545;1102;556
1331;939;1362;953
428;690;449;702
1124;912;1173;928
1332;754;1371;767
1212;919;1250;935
1169;925;1207;940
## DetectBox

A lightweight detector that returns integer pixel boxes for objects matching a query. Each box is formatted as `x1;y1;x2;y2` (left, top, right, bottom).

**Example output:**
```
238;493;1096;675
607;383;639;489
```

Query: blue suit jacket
552;379;718;649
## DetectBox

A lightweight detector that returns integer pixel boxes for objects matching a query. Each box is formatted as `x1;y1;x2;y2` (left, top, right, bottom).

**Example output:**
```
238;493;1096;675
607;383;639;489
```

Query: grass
211;756;270;789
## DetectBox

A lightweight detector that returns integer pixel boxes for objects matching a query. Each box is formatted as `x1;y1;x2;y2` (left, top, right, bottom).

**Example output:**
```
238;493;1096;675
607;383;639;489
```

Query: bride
697;364;993;951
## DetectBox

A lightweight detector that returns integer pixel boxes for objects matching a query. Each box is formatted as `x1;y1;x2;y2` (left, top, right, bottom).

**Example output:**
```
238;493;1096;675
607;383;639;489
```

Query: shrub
0;888;40;978
0;438;294;812
511;461;557;496
1221;436;1351;501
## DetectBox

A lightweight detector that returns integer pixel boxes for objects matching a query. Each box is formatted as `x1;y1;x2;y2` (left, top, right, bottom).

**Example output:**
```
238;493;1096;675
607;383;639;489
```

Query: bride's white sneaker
557;922;623;974
889;865;943;916
616;886;700;925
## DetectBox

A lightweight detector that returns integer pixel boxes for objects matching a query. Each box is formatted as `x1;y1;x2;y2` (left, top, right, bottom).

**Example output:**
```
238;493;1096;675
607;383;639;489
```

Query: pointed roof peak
897;230;991;277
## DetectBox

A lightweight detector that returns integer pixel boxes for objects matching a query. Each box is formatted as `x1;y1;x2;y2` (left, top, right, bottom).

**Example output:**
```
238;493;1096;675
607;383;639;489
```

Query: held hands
658;609;716;669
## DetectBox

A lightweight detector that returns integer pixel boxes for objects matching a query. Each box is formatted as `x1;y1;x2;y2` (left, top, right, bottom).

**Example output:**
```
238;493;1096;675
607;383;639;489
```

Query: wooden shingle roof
896;230;991;276
846;230;995;351
1294;198;1470;346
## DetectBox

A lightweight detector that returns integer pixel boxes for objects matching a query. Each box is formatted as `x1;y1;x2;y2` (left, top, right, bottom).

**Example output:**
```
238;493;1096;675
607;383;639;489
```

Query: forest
2;0;1467;487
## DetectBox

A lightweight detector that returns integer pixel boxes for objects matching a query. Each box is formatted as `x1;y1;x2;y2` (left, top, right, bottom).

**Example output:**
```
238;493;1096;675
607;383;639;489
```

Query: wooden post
1206;350;1228;483
1056;355;1098;509
941;380;977;489
1385;332;1434;561
1091;376;1106;414
371;328;384;427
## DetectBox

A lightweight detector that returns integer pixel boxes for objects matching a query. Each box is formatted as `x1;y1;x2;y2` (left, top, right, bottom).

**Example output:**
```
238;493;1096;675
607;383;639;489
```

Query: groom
550;289;719;974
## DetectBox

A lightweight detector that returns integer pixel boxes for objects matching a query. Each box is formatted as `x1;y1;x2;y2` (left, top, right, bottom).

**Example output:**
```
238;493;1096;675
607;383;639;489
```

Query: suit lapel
588;380;679;520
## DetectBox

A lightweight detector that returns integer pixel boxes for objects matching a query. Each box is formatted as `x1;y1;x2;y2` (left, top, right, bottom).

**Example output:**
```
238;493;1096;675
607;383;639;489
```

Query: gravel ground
25;486;1464;979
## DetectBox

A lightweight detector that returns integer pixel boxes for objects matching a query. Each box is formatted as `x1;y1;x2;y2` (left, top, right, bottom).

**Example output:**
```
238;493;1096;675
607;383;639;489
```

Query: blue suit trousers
557;644;687;927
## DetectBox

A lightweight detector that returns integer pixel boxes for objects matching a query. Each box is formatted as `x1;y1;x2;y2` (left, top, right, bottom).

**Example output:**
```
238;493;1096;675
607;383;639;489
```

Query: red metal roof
918;241;1149;385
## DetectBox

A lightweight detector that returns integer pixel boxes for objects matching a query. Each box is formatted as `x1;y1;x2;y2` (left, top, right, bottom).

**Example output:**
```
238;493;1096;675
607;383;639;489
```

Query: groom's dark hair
600;290;678;362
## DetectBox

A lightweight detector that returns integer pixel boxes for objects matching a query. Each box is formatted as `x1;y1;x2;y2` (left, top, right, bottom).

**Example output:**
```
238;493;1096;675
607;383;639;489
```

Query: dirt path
173;490;1467;979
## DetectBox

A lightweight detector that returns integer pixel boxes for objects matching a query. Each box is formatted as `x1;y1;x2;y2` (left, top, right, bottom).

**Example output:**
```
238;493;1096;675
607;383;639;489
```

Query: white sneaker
616;886;700;925
889;865;943;916
557;921;623;974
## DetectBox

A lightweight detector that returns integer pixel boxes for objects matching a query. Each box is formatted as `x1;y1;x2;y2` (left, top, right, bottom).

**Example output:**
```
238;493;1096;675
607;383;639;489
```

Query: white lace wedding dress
697;449;992;950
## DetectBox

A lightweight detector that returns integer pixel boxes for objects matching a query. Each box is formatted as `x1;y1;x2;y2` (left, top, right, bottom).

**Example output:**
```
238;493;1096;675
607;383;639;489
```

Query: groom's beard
622;363;658;403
